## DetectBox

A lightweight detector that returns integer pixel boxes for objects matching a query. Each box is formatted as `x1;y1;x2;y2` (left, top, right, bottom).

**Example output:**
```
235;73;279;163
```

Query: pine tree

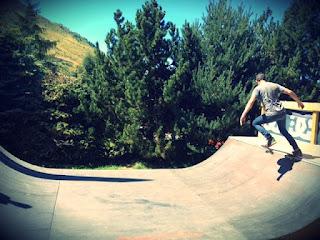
265;0;320;101
104;1;174;159
0;1;55;162
161;22;204;162
135;0;172;156
181;0;260;161
164;22;202;110
73;43;123;160
105;10;148;157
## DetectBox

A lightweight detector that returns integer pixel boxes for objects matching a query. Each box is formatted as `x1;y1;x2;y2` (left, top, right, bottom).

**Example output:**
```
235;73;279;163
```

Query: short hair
256;73;265;81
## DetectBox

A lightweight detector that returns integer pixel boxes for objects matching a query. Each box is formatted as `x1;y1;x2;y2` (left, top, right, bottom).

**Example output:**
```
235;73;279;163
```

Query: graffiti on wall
264;112;320;143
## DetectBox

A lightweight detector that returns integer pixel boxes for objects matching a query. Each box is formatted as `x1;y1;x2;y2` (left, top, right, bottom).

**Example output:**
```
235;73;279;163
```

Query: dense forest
0;0;319;168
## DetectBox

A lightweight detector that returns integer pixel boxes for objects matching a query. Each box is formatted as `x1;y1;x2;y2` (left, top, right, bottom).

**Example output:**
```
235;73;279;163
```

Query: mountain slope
0;0;95;72
38;16;95;72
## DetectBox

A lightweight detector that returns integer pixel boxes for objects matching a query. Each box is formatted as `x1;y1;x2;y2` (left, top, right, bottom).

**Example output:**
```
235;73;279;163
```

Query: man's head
255;73;265;84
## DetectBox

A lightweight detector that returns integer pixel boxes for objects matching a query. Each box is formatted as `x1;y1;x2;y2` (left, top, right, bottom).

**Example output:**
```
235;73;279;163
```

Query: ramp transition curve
1;137;320;240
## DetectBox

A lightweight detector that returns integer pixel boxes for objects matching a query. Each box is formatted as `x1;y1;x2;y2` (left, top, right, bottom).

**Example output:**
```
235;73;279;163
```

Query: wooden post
311;112;319;145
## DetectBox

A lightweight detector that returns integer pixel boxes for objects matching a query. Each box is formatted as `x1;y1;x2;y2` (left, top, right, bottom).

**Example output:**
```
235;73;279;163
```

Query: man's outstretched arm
240;94;256;126
282;88;304;109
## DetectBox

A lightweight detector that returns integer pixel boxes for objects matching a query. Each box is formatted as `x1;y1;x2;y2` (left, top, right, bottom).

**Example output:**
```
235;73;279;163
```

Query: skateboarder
240;73;304;157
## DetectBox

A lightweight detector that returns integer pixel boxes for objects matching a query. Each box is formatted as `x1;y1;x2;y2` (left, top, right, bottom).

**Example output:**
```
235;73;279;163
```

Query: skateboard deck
261;145;274;154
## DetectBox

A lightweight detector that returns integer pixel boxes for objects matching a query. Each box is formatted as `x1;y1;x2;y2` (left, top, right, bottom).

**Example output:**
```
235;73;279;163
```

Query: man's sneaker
263;137;276;148
292;148;303;158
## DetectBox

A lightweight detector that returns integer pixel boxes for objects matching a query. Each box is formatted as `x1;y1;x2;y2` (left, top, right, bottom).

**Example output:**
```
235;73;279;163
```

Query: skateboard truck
261;145;274;154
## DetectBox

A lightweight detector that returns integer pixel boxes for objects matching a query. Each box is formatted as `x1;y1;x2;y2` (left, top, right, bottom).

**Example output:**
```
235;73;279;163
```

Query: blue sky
37;0;292;52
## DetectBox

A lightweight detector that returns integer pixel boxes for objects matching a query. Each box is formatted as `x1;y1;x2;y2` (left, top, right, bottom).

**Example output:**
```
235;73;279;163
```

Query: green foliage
104;1;174;159
256;0;320;101
0;1;55;113
162;21;205;162
1;0;319;167
0;1;57;163
172;0;258;160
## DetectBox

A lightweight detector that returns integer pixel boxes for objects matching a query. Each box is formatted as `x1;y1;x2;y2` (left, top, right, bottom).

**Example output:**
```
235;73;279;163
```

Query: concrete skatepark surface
1;137;320;240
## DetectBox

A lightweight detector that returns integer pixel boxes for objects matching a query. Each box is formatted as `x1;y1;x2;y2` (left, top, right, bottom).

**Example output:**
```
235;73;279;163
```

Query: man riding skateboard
240;73;304;158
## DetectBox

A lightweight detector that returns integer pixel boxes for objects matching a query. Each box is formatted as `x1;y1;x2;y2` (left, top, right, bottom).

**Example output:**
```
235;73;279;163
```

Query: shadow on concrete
0;154;152;183
0;192;32;209
276;156;301;181
273;218;320;240
302;154;317;160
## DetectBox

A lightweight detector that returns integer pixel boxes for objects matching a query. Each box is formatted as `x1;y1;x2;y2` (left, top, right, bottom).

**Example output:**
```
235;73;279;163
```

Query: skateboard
261;145;274;154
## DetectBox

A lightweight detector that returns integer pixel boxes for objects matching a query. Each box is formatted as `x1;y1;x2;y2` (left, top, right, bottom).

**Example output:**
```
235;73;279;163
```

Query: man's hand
240;115;246;126
283;88;304;110
298;101;304;109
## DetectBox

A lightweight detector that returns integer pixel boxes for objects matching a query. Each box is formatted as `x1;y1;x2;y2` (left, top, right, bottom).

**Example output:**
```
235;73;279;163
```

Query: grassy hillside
0;0;95;73
38;16;95;72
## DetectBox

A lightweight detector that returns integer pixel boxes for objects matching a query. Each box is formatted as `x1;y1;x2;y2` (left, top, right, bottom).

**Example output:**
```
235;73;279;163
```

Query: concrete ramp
1;137;320;240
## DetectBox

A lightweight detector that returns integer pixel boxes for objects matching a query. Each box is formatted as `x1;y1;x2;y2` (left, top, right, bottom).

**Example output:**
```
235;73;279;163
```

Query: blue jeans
252;112;299;150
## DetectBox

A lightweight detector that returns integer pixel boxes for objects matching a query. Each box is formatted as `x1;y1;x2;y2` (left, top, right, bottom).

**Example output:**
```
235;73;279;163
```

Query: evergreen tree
104;1;174;159
252;8;279;73
183;0;260;160
265;0;320;101
162;22;204;162
74;43;123;160
0;1;55;162
43;70;84;164
8;0;316;167
135;0;172;157
202;0;258;85
164;22;203;110
105;10;148;157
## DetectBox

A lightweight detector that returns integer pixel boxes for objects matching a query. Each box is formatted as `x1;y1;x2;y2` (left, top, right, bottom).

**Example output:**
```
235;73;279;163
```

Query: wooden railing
282;101;320;145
